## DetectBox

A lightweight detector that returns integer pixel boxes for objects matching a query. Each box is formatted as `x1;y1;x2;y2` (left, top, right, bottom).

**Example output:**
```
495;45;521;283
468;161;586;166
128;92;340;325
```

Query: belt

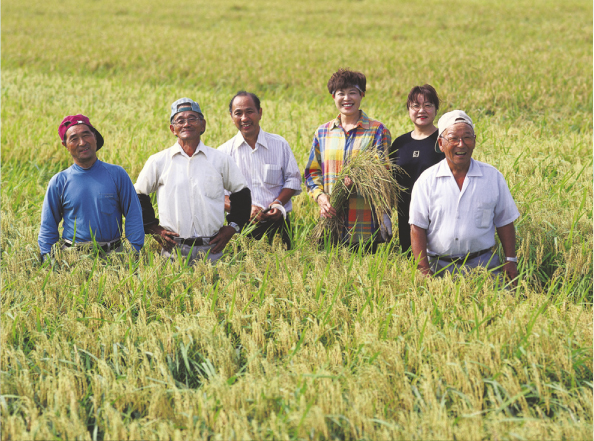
175;237;213;247
433;248;494;263
64;238;122;253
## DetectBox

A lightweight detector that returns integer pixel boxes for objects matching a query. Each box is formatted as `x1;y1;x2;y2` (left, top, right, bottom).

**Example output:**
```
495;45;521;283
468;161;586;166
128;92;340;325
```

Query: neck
412;125;437;139
74;156;98;169
340;110;361;128
243;128;260;149
178;138;201;156
447;160;471;186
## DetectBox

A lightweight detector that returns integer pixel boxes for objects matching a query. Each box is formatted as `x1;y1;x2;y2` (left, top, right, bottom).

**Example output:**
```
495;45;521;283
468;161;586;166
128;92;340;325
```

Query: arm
38;177;63;257
135;157;178;250
372;124;392;165
210;187;252;253
259;188;297;222
496;222;518;284
137;193;178;251
304;135;337;218
117;171;145;252
411;224;433;276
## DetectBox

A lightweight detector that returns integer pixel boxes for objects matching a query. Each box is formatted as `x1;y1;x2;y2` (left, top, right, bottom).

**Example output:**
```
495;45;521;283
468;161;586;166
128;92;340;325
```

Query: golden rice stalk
311;149;405;244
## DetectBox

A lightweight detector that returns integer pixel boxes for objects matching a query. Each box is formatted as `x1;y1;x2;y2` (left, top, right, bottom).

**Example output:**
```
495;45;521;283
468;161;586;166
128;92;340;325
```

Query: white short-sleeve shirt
135;141;248;238
409;158;520;257
218;129;302;212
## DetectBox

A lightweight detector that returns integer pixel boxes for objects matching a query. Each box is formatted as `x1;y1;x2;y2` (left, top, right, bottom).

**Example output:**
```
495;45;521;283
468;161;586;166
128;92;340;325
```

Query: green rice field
1;0;592;439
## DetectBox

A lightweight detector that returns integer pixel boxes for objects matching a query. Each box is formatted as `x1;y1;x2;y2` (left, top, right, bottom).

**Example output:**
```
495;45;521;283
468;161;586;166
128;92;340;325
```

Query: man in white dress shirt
409;110;520;282
135;98;251;263
219;91;302;249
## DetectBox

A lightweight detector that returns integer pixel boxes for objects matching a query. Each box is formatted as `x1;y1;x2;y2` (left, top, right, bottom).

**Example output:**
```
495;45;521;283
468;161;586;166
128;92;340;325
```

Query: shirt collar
436;158;481;177
466;159;482;176
171;140;207;158
232;128;267;151
330;110;370;130
72;159;101;171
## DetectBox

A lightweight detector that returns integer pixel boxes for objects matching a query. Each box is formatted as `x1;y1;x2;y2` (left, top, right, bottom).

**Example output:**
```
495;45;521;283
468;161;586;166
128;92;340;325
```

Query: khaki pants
161;237;223;264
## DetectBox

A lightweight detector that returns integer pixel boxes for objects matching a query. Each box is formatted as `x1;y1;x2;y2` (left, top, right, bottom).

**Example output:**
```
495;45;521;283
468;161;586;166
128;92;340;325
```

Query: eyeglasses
442;135;476;145
172;116;202;126
410;103;435;111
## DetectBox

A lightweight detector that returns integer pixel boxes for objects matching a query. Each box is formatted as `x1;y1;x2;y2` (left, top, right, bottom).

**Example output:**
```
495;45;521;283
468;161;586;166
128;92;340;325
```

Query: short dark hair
327;68;366;95
407;84;440;111
229;91;261;113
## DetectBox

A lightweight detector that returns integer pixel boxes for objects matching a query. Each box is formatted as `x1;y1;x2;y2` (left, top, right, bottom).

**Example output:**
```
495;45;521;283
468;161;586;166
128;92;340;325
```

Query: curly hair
327;69;366;95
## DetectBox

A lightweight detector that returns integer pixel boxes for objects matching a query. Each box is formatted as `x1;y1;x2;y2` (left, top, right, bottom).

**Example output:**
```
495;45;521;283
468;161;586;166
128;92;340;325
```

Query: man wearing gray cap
135;98;251;263
409;110;520;282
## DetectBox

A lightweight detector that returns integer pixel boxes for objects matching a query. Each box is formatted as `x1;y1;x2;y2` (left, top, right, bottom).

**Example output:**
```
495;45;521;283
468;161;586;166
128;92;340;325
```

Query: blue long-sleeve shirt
38;160;144;254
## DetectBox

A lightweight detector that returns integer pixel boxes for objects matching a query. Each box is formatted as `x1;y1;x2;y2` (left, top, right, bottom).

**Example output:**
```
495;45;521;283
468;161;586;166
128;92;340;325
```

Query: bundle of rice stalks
311;149;404;244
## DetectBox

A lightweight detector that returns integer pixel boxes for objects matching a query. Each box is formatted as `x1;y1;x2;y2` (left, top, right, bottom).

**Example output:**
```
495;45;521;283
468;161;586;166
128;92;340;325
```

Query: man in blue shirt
38;114;144;261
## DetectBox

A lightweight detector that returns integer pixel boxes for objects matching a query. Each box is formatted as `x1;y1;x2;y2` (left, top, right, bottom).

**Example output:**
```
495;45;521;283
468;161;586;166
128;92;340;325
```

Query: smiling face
62;124;98;167
169;110;205;143
230;95;262;140
438;123;476;171
333;87;364;118
408;93;437;129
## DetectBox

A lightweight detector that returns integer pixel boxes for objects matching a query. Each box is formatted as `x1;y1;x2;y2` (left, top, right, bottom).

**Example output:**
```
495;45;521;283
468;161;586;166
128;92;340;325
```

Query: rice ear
311;149;405;244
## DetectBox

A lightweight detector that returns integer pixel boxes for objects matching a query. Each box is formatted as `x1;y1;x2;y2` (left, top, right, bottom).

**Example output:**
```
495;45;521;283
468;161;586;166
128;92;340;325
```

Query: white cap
437;110;474;137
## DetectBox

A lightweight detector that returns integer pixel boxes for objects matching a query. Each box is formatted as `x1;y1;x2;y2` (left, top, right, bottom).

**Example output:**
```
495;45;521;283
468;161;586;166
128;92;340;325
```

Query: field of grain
2;0;593;439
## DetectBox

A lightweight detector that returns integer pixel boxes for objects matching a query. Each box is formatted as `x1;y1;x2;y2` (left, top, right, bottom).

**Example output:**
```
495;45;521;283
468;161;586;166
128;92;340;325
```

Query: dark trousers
397;199;412;255
249;216;292;249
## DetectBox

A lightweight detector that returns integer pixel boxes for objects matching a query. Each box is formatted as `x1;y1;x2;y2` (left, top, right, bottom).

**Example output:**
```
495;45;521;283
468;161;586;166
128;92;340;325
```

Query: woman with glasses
390;84;445;254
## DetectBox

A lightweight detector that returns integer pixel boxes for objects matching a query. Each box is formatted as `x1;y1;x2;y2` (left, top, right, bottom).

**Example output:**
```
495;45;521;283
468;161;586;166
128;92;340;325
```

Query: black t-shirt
390;130;444;201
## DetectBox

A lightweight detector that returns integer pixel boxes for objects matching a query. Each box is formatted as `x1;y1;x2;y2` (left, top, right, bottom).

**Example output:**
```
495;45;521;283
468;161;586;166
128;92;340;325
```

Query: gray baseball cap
170;98;203;122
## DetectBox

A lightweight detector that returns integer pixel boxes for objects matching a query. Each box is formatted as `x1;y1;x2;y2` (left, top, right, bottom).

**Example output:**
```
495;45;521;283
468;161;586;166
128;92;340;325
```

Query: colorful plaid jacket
304;111;392;243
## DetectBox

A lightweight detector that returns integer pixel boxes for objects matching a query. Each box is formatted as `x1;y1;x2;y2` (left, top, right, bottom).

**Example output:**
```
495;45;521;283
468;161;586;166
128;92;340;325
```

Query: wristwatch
273;199;283;206
505;256;518;263
229;222;240;233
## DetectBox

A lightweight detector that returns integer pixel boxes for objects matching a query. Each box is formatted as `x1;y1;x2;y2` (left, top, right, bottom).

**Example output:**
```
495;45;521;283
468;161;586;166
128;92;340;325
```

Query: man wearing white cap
135;98;251;263
409;110;520;281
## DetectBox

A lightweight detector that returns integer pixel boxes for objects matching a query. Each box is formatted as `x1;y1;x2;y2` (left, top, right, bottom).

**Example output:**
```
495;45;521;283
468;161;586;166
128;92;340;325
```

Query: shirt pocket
475;200;496;228
200;171;224;199
99;193;117;215
263;164;282;186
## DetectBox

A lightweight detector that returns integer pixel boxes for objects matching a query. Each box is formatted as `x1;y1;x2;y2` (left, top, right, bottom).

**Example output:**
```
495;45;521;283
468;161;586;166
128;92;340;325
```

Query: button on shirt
134;141;248;238
218;129;302;211
409;159;520;257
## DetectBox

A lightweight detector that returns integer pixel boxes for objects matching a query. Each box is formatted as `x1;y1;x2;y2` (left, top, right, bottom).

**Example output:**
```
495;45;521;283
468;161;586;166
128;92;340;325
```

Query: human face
333;87;364;118
408;94;437;128
170;110;205;143
62;124;98;167
438;123;476;171
230;95;262;140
